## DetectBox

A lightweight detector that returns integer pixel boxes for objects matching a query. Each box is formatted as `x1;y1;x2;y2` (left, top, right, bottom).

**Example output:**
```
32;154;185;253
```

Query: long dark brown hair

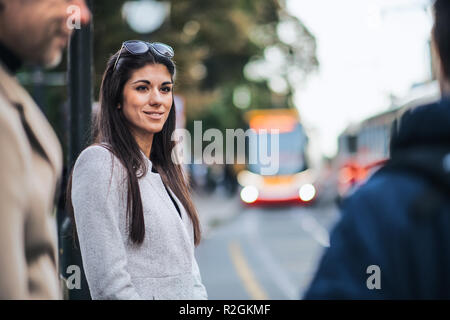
66;44;201;246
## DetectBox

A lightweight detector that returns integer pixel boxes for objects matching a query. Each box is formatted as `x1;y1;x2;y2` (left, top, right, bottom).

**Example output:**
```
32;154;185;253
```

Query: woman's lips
143;111;164;120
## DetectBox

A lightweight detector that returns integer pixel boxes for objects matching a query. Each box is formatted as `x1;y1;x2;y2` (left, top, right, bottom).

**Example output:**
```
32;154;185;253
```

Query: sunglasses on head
113;40;175;71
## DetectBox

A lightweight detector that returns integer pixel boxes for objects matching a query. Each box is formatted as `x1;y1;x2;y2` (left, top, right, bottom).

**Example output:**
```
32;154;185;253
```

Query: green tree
22;0;318;145
93;0;318;133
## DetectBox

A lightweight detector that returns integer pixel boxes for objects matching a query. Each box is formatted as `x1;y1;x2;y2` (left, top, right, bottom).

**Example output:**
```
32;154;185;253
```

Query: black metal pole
69;3;93;161
59;0;94;300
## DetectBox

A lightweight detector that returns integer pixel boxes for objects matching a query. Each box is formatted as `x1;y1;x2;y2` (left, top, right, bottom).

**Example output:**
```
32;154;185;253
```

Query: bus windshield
248;124;307;176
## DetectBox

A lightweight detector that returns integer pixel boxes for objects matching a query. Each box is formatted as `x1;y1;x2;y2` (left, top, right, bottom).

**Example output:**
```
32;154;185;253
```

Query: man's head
0;0;91;68
432;0;450;95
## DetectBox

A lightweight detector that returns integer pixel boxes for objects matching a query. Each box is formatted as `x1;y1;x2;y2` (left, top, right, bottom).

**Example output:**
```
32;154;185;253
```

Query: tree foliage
91;0;319;133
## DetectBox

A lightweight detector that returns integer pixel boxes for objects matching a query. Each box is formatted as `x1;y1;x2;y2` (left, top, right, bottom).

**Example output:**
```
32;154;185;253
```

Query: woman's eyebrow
132;80;150;85
131;80;173;85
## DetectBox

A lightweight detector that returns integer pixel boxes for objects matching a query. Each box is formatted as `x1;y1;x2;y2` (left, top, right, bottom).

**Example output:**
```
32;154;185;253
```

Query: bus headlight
299;184;316;202
241;186;259;204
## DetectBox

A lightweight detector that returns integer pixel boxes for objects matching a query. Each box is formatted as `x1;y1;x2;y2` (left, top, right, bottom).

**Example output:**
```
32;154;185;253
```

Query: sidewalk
192;188;243;238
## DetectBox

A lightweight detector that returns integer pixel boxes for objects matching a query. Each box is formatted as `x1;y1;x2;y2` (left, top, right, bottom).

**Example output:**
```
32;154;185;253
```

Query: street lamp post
59;0;93;300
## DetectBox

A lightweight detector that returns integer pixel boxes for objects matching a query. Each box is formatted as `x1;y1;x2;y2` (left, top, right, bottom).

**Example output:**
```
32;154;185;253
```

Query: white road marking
243;212;302;300
290;209;331;247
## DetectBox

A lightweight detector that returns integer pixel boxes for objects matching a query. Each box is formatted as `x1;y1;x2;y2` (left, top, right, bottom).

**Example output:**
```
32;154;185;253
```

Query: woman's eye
136;86;148;92
161;87;172;93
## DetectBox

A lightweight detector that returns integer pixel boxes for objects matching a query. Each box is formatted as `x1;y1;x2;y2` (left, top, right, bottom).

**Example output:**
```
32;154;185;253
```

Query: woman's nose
148;89;164;106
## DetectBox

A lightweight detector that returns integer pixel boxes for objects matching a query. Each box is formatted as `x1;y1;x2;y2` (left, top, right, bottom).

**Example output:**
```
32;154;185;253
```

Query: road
194;196;340;300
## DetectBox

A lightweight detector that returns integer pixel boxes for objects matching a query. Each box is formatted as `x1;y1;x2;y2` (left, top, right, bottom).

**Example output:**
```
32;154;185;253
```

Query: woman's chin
144;125;164;135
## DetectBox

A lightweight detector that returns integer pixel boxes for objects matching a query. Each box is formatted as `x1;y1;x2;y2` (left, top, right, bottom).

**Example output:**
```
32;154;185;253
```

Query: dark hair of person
433;0;450;79
66;45;201;246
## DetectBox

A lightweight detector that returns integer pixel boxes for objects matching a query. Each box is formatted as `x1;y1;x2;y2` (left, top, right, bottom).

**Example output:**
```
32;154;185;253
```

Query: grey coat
71;145;207;300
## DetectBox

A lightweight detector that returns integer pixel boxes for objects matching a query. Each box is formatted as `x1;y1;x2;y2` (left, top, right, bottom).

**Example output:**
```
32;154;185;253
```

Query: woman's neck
132;130;154;159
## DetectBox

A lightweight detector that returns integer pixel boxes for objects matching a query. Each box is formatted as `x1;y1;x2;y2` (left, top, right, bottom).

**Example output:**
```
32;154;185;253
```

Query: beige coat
0;63;62;299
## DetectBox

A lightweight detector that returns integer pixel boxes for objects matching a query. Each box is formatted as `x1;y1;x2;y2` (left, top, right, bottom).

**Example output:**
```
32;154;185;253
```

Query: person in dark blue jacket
304;0;450;299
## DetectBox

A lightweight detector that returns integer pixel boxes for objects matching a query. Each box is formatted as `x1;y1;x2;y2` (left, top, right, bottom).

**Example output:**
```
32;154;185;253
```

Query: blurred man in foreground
0;0;90;299
304;0;450;299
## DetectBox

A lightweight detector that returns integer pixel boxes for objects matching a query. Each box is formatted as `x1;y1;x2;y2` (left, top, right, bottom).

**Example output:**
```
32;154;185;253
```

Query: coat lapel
0;63;62;176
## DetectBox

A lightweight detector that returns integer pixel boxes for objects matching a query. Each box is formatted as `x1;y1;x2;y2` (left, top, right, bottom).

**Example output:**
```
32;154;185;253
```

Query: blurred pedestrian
67;41;208;299
0;0;90;299
224;164;238;196
304;0;450;299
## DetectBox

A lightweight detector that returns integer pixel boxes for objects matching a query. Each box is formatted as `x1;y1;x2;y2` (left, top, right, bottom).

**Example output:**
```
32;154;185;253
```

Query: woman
67;40;207;300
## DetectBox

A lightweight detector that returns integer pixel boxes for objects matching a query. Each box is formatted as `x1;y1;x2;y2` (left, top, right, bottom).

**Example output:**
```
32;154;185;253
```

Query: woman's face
121;63;173;139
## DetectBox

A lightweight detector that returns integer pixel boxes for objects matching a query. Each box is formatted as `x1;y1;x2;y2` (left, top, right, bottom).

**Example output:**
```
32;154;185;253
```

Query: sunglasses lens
152;42;174;58
124;41;148;54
